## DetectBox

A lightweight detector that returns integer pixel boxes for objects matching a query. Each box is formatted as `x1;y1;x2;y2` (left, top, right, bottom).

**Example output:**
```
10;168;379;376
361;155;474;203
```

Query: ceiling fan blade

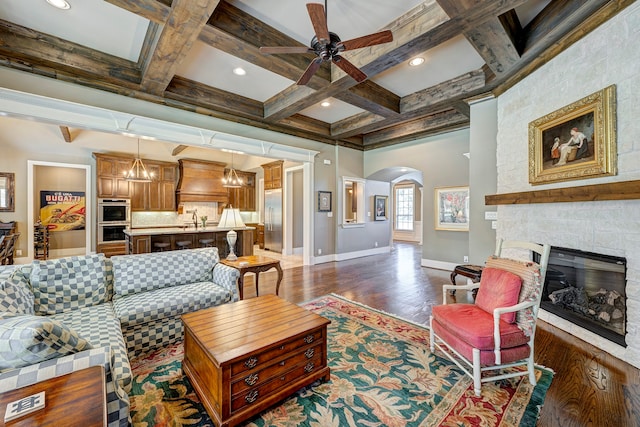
332;55;367;83
307;3;330;43
259;46;313;55
297;58;323;85
340;30;393;51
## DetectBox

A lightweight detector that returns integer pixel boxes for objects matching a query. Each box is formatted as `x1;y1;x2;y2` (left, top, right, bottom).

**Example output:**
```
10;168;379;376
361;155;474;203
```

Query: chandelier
124;139;154;182
222;152;243;188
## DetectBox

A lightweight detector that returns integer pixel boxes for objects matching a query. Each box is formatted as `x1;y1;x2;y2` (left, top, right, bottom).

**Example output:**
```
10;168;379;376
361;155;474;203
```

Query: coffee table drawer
231;352;324;413
231;327;325;376
231;343;324;395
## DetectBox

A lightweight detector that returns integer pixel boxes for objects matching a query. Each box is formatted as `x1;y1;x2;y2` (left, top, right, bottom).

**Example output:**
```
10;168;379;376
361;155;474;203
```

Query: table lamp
218;206;245;261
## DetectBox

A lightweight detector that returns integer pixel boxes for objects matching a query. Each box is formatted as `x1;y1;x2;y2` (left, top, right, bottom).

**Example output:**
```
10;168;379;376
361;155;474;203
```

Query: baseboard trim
421;258;457;271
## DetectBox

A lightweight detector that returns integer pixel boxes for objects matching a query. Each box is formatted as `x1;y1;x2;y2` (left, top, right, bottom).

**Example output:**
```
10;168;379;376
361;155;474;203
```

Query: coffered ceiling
0;0;632;151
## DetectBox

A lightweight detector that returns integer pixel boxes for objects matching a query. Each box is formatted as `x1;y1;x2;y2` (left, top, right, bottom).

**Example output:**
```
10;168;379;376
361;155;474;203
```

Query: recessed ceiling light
408;57;425;67
320;101;331;107
233;67;246;76
46;0;71;10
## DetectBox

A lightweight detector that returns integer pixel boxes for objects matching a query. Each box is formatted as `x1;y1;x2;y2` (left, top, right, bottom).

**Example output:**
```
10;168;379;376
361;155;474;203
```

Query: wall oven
98;199;130;243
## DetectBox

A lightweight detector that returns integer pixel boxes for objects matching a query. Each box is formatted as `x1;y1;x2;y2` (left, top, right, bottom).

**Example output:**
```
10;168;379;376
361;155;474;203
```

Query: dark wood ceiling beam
264;0;529;123
335;82;401;118
166;76;264;119
437;0;521;75
363;109;469;147
0;20;140;85
493;0;634;97
104;0;170;23
140;0;220;95
331;69;485;138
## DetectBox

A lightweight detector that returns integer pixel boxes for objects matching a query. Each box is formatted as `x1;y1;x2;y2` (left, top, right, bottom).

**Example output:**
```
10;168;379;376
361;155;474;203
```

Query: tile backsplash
131;202;220;228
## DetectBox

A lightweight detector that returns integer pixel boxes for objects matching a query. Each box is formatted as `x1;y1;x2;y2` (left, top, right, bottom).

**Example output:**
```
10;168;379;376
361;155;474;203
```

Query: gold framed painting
434;186;469;231
528;85;617;185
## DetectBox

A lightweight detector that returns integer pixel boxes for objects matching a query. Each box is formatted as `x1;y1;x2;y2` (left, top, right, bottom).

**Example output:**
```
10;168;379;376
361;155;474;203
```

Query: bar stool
175;240;192;250
153;242;170;252
199;238;214;248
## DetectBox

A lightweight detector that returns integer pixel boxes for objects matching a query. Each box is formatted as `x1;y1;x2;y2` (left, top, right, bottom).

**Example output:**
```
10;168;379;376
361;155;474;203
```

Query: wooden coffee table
182;295;330;427
221;255;283;300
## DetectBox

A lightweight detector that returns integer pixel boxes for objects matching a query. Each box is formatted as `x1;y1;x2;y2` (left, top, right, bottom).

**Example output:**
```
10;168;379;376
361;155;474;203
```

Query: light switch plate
5;391;45;423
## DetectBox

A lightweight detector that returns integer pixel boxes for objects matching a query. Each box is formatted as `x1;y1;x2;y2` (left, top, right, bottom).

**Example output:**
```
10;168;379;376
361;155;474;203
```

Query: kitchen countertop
124;226;255;236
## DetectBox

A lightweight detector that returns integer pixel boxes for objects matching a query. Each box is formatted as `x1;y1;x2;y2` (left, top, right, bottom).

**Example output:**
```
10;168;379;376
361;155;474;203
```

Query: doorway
27;161;92;260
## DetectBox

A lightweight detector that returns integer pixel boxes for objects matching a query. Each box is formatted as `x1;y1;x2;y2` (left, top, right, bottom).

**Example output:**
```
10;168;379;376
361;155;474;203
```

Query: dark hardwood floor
241;242;640;426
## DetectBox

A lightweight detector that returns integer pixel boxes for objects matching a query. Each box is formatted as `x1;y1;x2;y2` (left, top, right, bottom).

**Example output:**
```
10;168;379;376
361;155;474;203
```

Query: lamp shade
218;207;245;229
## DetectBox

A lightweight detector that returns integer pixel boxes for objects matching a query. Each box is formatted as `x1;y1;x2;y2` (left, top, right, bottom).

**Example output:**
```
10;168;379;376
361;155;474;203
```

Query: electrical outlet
463;255;469;263
16;249;22;256
374;241;378;248
317;248;322;255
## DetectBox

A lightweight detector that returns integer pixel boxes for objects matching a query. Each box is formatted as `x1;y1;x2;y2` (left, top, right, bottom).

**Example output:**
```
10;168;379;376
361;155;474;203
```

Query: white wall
496;3;640;368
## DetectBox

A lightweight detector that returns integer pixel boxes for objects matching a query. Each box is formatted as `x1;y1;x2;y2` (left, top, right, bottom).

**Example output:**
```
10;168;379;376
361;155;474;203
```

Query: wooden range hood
176;159;228;205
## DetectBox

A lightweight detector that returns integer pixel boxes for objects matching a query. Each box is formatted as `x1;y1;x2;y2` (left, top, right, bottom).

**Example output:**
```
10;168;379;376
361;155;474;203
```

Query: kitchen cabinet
94;154;132;199
227;170;256;211
131;161;177;211
125;228;254;257
257;224;265;249
126;235;151;255
262;160;283;190
97;242;126;258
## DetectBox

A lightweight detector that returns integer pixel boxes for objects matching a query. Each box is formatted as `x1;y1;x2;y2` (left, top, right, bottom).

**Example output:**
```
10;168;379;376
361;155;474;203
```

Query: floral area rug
129;294;553;426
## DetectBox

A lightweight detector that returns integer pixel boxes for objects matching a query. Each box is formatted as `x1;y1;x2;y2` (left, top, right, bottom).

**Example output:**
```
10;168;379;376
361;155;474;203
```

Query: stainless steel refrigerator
264;188;283;252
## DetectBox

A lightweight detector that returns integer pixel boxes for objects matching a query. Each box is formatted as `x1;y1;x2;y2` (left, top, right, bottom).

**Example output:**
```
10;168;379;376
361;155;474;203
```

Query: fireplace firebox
536;246;627;347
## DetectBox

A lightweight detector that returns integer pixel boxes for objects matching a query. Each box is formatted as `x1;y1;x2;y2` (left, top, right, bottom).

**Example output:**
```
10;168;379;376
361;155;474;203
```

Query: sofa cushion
30;254;110;315
113;280;233;329
475;267;522;323
0;313;93;372
51;303;132;394
0;268;34;315
111;247;220;298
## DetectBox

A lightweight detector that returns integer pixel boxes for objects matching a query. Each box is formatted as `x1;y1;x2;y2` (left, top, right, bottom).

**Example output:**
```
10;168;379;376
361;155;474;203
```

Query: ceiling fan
259;1;393;85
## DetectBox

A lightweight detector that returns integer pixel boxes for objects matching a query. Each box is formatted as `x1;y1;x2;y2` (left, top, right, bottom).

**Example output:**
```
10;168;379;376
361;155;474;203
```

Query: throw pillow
0;269;34;315
0;313;92;372
475;267;522;323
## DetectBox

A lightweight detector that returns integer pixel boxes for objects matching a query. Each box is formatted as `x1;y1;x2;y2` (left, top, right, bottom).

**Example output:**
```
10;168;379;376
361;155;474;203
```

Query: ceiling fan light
46;0;71;10
409;57;425;67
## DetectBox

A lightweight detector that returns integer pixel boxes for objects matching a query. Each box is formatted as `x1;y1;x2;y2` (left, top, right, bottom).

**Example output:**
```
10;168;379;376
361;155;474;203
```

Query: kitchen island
124;226;255;256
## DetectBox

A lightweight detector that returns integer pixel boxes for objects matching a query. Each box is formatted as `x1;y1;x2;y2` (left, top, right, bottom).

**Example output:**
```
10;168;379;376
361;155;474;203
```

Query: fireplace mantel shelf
485;179;640;205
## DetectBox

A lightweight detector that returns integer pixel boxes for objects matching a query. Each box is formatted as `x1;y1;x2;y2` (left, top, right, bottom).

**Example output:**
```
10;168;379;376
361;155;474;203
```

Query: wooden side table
450;264;484;295
0;365;106;426
221;255;283;300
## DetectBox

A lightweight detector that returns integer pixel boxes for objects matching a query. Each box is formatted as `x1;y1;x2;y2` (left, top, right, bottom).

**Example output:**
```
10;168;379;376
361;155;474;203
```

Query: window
395;185;414;231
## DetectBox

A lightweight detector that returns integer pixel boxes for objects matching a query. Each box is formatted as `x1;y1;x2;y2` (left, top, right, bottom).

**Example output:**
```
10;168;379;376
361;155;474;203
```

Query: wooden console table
0;366;106;426
221;255;283;300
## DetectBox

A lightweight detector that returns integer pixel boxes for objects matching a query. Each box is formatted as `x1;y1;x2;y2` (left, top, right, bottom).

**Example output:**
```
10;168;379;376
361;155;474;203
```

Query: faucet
192;209;198;229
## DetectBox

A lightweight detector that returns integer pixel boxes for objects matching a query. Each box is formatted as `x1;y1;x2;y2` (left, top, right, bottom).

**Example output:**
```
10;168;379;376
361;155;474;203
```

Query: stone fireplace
493;4;640;369
539;246;626;347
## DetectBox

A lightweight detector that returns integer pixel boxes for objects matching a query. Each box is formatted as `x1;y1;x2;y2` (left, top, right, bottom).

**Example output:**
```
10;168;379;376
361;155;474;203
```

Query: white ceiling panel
371;36;486;97
176;41;295;102
0;0;148;62
298;97;366;123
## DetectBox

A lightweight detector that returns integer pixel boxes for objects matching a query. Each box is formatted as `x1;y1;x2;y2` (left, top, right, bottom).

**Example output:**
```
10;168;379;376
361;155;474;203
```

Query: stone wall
495;4;640;368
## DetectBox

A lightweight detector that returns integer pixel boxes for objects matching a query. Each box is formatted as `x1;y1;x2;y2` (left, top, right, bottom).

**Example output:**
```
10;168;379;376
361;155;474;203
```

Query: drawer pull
279;361;286;366
244;373;259;386
303;335;314;344
304;362;315;373
244;357;258;369
279;345;285;350
245;390;259;404
305;348;315;359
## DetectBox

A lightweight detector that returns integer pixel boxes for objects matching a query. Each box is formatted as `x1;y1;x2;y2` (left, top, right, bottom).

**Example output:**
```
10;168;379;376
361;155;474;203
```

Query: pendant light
124;139;154;182
222;152;243;188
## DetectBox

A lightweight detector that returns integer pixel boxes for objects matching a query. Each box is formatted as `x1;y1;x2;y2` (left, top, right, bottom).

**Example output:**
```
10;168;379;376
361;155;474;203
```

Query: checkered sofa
0;247;239;427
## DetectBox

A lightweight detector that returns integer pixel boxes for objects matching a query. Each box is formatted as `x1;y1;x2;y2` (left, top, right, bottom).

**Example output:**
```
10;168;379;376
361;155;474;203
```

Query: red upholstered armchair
430;239;550;396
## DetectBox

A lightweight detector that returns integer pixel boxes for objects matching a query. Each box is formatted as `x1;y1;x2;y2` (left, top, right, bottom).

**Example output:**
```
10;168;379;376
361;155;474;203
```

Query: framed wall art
434;186;469;231
318;191;331;212
374;195;388;221
528;85;617;185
